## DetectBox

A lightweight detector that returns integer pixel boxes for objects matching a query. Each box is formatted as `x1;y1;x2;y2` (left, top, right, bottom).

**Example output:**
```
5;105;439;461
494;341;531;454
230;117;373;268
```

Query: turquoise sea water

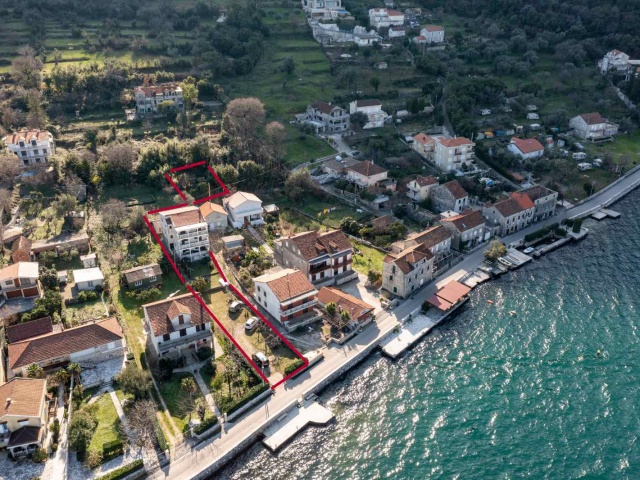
219;191;640;480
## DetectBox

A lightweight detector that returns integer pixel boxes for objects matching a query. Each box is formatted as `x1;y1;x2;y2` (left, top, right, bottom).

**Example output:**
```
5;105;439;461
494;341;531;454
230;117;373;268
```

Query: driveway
338;273;385;314
327;134;353;155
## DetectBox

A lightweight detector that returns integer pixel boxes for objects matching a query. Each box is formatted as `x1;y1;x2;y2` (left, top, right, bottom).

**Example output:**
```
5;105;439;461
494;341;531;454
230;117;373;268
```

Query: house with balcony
134;82;184;116
440;209;487;250
412;133;436;158
253;269;322;332
349;100;389;129
420;25;445;43
406;175;438;202
302;0;347;18
0;262;41;301
199;201;228;232
346;161;390;188
143;293;213;359
223;191;264;229
482;192;535;236
8;317;125;378
430;180;470;213
158;206;210;262
519;186;558;222
382;243;434;298
3;130;55;167
369;8;404;28
274;229;356;287
433;136;475;172
0;378;49;458
569;113;619;141
598;49;631;74
299;101;350;133
317;286;375;325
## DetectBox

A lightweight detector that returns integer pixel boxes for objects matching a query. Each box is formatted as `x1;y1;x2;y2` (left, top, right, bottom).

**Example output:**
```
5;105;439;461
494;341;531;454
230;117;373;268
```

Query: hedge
102;440;124;462
155;422;168;452
95;460;144;480
221;383;270;415
193;415;219;435
283;358;305;376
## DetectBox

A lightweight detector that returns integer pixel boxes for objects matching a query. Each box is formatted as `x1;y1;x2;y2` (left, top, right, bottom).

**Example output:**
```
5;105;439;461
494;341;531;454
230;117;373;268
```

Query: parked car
229;301;243;313
572;152;587;160
523;247;535;254
245;317;260;332
252;352;270;369
498;257;513;267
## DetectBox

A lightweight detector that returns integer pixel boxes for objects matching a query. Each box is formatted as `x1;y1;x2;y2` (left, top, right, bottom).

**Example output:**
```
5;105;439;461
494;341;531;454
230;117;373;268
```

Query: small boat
487;300;494;304
509;310;517;316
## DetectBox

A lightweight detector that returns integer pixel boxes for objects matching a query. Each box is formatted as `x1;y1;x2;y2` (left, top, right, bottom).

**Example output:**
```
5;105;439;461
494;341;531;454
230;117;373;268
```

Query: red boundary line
146;161;308;390
164;173;187;200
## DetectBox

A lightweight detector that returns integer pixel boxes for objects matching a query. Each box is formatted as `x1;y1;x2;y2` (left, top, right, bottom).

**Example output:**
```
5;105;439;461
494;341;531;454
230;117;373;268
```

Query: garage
22;287;40;298
6;290;23;299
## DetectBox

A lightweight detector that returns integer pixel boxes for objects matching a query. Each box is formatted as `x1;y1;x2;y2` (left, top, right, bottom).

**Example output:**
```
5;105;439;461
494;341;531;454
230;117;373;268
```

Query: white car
523;247;535;254
245;317;260;332
498;257;513;267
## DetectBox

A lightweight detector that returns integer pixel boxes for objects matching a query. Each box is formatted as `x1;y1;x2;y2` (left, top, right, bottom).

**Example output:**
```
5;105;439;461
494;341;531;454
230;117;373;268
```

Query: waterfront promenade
151;166;640;480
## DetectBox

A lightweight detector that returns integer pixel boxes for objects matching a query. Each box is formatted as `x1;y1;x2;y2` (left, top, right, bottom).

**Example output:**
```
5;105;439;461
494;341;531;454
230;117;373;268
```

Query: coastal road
152;166;640;480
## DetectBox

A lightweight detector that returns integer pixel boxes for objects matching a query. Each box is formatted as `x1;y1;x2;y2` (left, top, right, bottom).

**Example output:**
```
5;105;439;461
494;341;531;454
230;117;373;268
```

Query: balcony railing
310;263;330;274
281;299;317;316
180;237;209;247
157;329;211;352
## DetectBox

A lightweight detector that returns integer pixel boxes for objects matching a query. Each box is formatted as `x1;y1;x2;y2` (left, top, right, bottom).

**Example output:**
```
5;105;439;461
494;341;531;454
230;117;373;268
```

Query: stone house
134;83;184;116
519;186;558;222
406;175;438;202
440;209;486;250
382;243;434;298
199;202;228;232
569;113;619;141
482;192;535;236
122;263;163;291
430;180;470;213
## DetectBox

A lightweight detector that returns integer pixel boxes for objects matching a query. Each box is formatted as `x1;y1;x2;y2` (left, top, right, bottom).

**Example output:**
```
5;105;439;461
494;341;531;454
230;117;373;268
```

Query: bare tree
126;400;157;448
11;46;43;90
222;97;265;152
101;199;128;233
0;154;21;186
264;121;287;162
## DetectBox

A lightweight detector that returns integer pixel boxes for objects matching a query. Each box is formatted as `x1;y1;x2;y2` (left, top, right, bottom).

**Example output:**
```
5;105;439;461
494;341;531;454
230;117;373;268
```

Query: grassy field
156;373;205;434
87;394;123;454
351;241;386;275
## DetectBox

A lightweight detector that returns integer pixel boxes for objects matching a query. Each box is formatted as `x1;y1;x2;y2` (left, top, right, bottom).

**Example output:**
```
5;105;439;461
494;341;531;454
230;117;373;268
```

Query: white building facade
223;191;264;228
135;83;184;115
349;100;389;129
3;130;55;166
158;206;210;262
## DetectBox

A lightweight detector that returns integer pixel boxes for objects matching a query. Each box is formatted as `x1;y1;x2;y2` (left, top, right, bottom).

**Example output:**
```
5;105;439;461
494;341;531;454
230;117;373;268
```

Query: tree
180;80;199;111
68;409;97;452
53;368;70;387
190;276;208;293
181;377;198;399
281;57;295;75
338;68;358;94
27;363;45;378
126;399;157;448
350;111;368;131
340;310;351;324
115;364;152;400
67;362;82;383
39;267;60;290
339;216;360;235
326;302;337;317
264;121;287;161
101;199;128;233
284;169;318;202
100;144;135;185
223;97;266;150
52;194;79;219
484;240;507;262
0;155;21;186
12;46;43;89
370;77;380;93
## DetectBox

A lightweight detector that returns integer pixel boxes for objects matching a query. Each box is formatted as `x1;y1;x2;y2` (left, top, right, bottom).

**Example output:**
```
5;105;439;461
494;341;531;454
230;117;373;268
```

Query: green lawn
156;373;205;433
87;394;123;454
64;298;106;326
352;241;386;275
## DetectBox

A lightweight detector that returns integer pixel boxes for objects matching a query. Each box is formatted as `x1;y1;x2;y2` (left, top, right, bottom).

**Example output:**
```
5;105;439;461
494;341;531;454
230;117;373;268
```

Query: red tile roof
135;82;181;96
143;294;209;337
122;263;162;284
0;378;47;418
8;317;123;371
383;243;433;274
410;225;452;249
318;287;374;321
6;317;53;343
283;230;353;261
254;269;316;303
437;137;474;148
510;192;535;210
423;25;444;32
413;133;435;145
510;137;544;154
348;160;387;177
441;209;485;232
520;185;556;201
412;175;437;187
3;130;52;145
579;112;606;125
311;101;343;115
354;99;382;108
371;215;394;230
163;207;205;228
441;180;468;200
492;197;525;217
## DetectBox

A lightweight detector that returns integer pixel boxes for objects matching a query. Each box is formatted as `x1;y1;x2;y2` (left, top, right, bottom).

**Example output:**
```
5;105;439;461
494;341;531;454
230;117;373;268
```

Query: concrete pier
262;397;334;451
592;208;621;220
381;313;437;358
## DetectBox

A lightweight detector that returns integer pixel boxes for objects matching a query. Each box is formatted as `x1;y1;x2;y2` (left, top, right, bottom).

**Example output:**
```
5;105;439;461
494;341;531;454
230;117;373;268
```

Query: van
572;152;587;160
229;301;243;313
252;352;270;368
577;162;592;171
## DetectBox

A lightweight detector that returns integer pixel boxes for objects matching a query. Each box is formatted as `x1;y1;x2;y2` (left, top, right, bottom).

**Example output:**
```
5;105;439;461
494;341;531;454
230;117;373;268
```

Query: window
389;275;393;281
150;276;156;282
163;334;170;341
5;280;12;286
21;151;27;157
178;315;184;324
43;149;47;154
257;286;261;293
393;287;397;293
134;280;142;287
33;149;39;155
88;281;94;288
179;328;187;337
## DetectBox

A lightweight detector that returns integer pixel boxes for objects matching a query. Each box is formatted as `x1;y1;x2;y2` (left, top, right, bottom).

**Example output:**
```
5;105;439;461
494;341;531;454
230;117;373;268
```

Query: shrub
572;217;583;233
158;358;173;382
31;448;48;463
69;409;97;452
196;347;212;361
193;415;219;435
102;440;124;462
115;364;152;400
218;383;270;415
422;300;431;312
51;443;58;452
84;449;103;469
283;358;305;376
77;290;99;303
95;460;144;480
125;287;161;303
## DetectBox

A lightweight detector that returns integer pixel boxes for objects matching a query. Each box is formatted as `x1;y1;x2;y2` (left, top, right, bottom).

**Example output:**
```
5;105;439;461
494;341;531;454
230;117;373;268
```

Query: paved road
151;166;640;480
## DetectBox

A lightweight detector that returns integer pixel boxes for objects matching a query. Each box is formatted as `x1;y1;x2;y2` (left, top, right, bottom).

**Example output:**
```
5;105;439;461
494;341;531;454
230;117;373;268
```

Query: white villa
369;8;404;29
420;25;445;43
223;191;264;228
134;83;184;116
158;206;210;262
349;100;389;129
3;130;55;166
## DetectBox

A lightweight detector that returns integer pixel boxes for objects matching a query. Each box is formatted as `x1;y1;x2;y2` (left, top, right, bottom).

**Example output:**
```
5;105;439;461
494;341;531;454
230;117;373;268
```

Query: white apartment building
569;113;619;141
420;25;445;43
3;130;55;166
302;0;346;18
433;136;475;172
369;8;404;29
135;83;184;115
598;49;630;74
349;99;389;129
158;206;210;262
